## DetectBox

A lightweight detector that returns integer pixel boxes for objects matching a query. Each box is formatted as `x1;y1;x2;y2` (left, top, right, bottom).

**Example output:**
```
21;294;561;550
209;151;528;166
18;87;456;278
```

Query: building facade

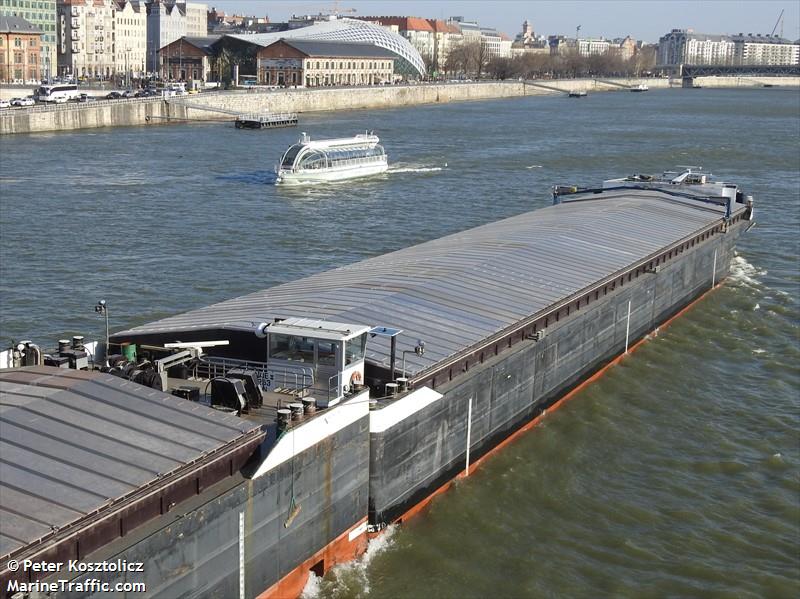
256;38;394;86
548;35;574;56
0;14;42;82
57;0;115;78
428;18;460;71
612;36;636;61
113;0;146;79
358;16;463;72
357;17;434;71
181;0;204;36
577;37;611;56
0;0;56;78
731;33;799;65
159;32;214;79
145;0;184;72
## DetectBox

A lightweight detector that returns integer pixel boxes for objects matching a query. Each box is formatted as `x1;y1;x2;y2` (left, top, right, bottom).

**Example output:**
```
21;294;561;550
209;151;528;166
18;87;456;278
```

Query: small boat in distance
276;132;388;185
568;90;588;97
630;83;649;92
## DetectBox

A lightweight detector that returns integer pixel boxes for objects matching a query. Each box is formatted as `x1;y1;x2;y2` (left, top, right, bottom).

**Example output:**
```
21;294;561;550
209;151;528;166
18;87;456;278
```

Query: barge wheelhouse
275;132;388;185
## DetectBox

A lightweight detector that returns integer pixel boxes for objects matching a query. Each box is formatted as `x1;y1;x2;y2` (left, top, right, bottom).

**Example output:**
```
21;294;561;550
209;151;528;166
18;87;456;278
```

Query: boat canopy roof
281;133;384;169
303;133;379;150
115;187;742;379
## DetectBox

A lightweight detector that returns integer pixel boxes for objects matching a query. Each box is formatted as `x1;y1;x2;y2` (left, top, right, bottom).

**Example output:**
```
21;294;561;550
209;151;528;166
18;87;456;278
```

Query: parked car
0;99;11;108
52;95;68;104
121;89;137;98
106;91;122;99
78;93;95;103
11;96;35;107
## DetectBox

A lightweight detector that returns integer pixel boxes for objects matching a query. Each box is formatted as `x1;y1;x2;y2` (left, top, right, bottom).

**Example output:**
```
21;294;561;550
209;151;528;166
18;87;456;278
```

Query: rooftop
274;38;397;59
0;15;41;35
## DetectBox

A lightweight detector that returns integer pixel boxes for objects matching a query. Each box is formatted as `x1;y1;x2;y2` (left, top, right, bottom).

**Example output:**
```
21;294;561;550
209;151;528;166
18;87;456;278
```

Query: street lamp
94;299;109;366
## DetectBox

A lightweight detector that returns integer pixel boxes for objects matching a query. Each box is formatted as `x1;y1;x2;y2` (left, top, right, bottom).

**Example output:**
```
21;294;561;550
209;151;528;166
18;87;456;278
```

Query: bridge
658;64;800;78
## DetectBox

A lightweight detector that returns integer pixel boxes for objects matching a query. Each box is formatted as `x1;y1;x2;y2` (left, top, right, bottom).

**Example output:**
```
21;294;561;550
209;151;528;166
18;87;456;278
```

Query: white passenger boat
275;132;388;185
630;83;649;92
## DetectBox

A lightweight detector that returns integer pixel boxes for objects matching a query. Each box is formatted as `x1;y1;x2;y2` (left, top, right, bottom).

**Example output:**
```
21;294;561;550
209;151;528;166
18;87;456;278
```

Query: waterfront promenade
1;75;798;135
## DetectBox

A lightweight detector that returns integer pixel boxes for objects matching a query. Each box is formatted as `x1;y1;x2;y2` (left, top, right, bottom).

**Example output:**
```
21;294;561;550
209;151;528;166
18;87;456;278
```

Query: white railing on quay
0;95;163;115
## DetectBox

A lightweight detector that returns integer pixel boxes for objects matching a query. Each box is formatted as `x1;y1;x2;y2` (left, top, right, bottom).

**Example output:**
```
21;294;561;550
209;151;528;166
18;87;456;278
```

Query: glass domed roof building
227;17;426;77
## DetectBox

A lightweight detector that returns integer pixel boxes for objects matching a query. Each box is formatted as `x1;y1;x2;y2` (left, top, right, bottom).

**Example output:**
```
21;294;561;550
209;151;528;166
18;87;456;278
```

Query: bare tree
411;40;436;79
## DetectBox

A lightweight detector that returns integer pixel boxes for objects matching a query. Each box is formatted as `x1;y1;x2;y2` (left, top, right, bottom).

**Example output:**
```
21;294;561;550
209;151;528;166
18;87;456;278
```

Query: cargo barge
0;169;754;598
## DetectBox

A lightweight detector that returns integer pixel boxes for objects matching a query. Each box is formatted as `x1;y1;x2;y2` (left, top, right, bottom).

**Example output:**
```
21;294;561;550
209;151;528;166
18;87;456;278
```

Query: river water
1;88;798;597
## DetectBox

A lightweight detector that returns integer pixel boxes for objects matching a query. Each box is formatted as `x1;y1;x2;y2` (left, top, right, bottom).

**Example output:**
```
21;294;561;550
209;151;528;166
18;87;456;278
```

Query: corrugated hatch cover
0;366;262;561
116;189;728;378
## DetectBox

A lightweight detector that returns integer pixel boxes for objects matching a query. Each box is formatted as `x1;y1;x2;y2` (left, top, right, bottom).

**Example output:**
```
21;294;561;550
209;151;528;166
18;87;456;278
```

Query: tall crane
770;9;784;37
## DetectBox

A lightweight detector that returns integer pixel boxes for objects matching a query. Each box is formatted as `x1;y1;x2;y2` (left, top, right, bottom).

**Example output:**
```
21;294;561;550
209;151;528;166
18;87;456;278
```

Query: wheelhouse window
281;144;303;168
345;333;367;365
270;334;314;362
317;340;337;366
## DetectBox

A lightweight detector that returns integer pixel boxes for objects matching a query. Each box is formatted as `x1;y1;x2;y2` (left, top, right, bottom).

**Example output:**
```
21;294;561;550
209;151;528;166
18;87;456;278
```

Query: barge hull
45;408;370;599
368;221;745;527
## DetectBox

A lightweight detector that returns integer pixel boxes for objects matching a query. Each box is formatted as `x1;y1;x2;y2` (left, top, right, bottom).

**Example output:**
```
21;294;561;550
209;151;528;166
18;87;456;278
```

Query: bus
35;84;80;103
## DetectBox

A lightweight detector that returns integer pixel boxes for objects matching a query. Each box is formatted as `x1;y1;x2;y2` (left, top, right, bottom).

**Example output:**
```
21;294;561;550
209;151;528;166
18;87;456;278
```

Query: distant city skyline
208;1;800;43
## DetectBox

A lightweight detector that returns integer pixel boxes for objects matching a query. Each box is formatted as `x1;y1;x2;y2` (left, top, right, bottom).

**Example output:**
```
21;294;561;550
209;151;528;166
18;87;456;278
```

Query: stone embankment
1;76;797;135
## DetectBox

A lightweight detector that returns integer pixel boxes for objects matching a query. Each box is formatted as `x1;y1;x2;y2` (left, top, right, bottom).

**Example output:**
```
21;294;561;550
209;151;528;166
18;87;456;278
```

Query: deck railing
237;112;297;123
198;355;314;393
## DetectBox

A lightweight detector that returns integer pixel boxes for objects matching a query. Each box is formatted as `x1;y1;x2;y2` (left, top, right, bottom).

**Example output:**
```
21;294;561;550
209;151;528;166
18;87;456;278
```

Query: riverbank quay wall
2;76;798;135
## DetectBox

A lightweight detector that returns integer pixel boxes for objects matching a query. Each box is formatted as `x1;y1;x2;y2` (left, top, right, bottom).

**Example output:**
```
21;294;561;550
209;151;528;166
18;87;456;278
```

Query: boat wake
389;164;445;174
300;525;398;598
728;254;767;289
217;171;277;185
526;165;543;169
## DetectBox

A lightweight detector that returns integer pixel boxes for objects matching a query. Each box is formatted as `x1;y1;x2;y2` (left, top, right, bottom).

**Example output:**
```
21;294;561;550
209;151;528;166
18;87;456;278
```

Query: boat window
317;340;337;366
281;144;303;168
344;333;367;365
270;334;314;362
298;150;326;170
269;334;291;359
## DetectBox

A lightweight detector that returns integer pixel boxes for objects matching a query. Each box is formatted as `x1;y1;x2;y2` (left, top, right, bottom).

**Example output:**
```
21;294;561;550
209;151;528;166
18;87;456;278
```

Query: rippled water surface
1;88;798;598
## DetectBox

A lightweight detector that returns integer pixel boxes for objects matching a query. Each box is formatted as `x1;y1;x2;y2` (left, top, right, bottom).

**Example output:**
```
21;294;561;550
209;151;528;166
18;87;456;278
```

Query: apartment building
57;0;115;78
428;18;460;70
577;37;611;56
731;33;799;66
182;0;203;36
0;0;56;78
659;28;800;67
0;14;43;82
145;0;183;71
113;0;146;78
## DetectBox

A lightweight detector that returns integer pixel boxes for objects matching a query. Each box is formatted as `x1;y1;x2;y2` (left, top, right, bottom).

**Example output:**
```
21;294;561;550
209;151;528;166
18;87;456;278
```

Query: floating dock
235;112;298;129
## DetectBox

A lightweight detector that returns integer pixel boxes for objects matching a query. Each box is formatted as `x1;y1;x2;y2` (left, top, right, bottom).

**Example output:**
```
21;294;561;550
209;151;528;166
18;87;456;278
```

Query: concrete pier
1;76;797;135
